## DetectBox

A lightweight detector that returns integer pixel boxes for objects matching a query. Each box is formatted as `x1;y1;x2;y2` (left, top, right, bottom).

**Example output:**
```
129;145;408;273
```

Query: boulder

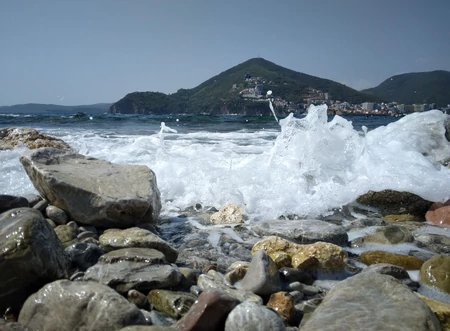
0;208;70;313
301;272;441;331
0;127;72;150
425;201;450;226
251;219;348;245
0;194;29;213
20;147;161;227
18;280;146;331
357;189;432;216
416;293;450;331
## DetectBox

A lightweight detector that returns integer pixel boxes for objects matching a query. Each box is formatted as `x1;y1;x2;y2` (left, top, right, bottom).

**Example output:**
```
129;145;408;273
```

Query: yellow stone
416;293;450;331
252;236;347;272
360;250;424;270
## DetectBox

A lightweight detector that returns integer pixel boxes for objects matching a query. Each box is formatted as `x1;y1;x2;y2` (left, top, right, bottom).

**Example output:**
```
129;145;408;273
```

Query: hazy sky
1;0;449;106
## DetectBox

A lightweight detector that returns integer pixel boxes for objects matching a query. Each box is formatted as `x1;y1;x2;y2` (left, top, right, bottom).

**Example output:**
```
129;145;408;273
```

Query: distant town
237;74;450;116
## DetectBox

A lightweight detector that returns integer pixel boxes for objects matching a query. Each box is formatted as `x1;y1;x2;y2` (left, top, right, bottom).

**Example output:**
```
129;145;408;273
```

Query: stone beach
1;128;450;330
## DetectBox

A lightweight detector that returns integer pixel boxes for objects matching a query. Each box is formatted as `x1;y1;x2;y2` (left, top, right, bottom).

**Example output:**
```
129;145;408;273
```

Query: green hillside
0;103;111;114
362;70;450;106
110;58;382;115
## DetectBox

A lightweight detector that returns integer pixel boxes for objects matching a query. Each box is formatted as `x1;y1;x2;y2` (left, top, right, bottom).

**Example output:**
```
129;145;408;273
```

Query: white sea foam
1;105;450;221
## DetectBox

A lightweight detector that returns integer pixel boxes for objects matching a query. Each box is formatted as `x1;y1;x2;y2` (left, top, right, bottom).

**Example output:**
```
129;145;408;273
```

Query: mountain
362;70;450;106
0;103;111;114
110;58;383;115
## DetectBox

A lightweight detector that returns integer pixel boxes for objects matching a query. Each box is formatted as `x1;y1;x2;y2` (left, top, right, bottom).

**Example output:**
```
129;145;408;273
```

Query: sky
1;0;449;106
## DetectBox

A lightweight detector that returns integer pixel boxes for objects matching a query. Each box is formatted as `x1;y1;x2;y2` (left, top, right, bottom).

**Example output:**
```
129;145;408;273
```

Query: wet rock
360;250;425;270
225;265;247;285
383;214;425;223
239;250;281;296
251;219;348;245
267;292;295;323
352;225;414;245
416;293;450;331
128;289;151;310
54;223;78;247
99;227;178;263
65;242;104;271
0;127;71;151
176;289;240;331
426;201;450;226
18;280;146;331
0;194;29;213
420;255;450;294
77;230;98;241
84;248;181;294
120;327;178;331
341;217;386;231
23;193;42;207
225;301;286;331
32;198;48;212
356;189;432;216
279;268;314;285
148;289;196;319
252;236;348;272
20;147;161;227
0;320;34;331
146;310;176;327
197;273;263;304
210;203;246;224
45;205;68;225
0;207;70;313
301;272;441;331
414;233;450;254
361;263;419;290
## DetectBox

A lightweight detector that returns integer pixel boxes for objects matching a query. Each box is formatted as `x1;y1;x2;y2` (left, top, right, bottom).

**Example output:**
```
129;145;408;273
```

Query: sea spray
1;107;450;221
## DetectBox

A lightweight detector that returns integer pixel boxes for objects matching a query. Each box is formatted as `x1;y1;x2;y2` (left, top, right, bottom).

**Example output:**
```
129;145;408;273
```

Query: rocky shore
1;128;450;331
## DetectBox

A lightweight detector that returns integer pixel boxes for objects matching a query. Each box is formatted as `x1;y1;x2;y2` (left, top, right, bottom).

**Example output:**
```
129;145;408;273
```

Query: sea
1;104;450;221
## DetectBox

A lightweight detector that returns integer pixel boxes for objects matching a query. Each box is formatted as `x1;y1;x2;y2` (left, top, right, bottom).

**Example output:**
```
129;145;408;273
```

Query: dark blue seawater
0;112;400;135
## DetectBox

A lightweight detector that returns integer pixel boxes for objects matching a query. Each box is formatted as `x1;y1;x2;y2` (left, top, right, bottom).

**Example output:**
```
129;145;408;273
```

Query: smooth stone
178;267;199;288
54;224;78;247
224;301;286;331
84;261;182;294
23;193;42;207
251;219;348;245
0;194;29;213
267;292;295;323
416;293;450;331
0;208;70;313
18;280;146;331
177;289;240;331
426;201;450;226
0;127;71;150
279;268;314;285
356;189;432;216
45;205;68;225
65;242;104;271
420;255;450;294
99;227;178;263
128;290;151;310
252;236;348;272
239;250;281;296
414;233;450;255
32;199;48;212
98;247;168;264
210;203;246;224
77;230;99;241
148;289;196;319
197;274;263;304
360;250;425;270
352;225;414;245
20;147;161;227
287;282;320;296
300;272;441;331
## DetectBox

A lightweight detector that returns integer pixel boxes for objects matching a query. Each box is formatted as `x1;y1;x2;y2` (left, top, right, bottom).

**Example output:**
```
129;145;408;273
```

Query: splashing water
1;105;450;221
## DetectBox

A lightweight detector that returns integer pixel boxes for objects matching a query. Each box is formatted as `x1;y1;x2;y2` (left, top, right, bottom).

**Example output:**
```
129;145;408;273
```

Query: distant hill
0;103;111;114
362;70;450;106
110;58;382;115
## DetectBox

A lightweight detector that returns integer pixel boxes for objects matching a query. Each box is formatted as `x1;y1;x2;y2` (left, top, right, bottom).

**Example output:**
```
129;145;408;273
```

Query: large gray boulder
20;147;162;227
18;280;147;331
301;272;441;331
0;208;70;313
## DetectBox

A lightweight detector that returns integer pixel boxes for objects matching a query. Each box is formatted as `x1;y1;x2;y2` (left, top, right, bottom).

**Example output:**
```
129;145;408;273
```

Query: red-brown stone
425;200;450;226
